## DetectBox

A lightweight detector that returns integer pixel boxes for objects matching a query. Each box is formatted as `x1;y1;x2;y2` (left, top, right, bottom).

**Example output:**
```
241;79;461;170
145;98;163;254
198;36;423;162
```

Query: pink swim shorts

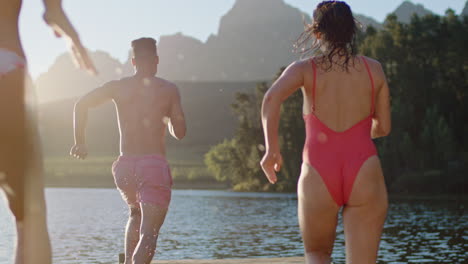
112;155;173;208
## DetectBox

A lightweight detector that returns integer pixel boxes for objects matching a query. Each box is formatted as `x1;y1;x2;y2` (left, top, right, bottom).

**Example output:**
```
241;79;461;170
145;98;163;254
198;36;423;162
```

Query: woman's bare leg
1;68;51;264
132;203;168;264
22;104;52;264
343;156;388;264
298;163;340;264
14;223;24;264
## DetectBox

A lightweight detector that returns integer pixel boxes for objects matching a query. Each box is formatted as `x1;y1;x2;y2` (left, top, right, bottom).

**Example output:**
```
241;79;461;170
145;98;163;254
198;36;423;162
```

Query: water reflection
0;189;466;263
378;201;467;263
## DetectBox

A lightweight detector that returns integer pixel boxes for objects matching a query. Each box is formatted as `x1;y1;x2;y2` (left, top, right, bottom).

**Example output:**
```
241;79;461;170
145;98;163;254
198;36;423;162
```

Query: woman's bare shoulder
361;56;386;81
363;56;382;71
286;57;315;74
361;56;381;68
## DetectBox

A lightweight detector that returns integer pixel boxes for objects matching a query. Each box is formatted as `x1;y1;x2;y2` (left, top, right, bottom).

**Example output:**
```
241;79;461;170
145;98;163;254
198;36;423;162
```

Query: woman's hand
43;9;97;75
260;151;283;184
260;61;303;184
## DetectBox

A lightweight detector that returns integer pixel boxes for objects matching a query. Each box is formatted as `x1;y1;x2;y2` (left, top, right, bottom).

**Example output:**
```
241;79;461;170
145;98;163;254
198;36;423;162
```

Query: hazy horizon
21;0;467;78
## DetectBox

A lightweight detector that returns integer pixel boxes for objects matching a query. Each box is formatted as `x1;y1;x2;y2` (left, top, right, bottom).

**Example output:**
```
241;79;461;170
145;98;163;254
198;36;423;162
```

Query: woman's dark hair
295;1;359;71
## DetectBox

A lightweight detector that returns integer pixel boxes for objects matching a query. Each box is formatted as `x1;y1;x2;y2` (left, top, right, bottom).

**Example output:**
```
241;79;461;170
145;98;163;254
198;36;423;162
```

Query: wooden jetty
119;254;304;264
151;257;304;263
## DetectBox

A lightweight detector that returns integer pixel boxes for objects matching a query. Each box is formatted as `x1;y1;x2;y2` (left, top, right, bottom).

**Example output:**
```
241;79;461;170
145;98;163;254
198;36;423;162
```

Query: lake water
0;189;466;264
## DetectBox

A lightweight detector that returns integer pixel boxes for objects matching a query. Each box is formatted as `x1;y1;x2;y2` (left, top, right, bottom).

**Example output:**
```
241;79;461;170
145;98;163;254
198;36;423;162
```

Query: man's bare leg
124;206;141;264
132;203;167;264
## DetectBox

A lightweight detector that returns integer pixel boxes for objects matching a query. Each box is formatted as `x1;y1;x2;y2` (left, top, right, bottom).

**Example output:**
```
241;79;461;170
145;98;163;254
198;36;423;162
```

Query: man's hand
260;151;283;184
70;144;88;160
43;9;97;75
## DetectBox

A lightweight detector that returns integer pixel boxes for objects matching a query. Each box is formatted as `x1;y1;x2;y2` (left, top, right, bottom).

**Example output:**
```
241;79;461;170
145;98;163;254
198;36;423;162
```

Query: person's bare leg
22;75;52;264
124;206;141;264
0;66;24;264
13;222;25;264
0;69;50;264
298;163;340;264
22;135;52;264
343;156;388;264
132;203;168;264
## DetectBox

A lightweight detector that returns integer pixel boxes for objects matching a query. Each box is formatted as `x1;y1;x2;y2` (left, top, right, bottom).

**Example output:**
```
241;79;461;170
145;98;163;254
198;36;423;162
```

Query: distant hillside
130;0;306;82
35;51;131;102
355;14;383;30
36;0;402;103
35;0;445;103
34;0;449;157
39;81;257;161
392;1;433;23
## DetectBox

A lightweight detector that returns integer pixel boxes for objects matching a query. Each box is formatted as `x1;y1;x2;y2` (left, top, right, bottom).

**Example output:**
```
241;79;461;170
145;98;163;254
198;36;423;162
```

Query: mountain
355;14;383;30
34;0;453;107
36;0;389;103
155;0;306;82
153;0;390;82
35;51;131;102
36;0;309;102
392;1;434;23
35;0;447;102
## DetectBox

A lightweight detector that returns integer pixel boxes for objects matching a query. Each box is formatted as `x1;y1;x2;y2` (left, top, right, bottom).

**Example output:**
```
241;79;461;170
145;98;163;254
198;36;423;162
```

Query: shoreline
45;182;230;190
44;184;467;201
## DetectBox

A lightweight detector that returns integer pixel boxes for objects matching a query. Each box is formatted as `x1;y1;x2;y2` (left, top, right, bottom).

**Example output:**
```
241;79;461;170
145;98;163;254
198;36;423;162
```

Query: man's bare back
71;75;185;159
112;76;184;156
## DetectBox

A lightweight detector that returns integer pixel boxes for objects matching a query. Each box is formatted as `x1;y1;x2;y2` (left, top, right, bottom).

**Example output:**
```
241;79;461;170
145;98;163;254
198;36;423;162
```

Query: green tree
205;70;305;192
360;11;466;193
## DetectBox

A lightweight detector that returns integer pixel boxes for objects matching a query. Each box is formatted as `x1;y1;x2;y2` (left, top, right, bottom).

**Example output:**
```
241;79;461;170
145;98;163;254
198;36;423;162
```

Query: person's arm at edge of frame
371;61;391;139
42;0;97;74
70;81;117;159
261;61;304;184
168;84;186;140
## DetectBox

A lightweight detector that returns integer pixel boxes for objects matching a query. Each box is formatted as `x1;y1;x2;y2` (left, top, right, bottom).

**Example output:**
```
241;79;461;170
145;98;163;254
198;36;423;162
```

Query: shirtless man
70;37;186;264
0;0;96;263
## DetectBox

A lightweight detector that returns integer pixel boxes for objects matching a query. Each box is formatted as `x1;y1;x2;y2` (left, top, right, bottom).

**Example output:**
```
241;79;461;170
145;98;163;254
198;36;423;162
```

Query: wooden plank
150;257;304;264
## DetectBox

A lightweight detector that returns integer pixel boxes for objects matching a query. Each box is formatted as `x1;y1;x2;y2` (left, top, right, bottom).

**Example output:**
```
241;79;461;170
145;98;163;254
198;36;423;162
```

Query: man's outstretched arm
71;81;116;159
168;86;186;140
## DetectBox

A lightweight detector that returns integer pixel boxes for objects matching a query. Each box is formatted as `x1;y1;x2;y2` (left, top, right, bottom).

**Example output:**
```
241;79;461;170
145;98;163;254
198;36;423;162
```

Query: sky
19;0;467;78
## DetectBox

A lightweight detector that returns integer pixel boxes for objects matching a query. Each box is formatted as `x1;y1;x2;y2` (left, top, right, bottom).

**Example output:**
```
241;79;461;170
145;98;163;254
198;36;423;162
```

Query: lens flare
143;78;151;86
258;144;266;152
317;132;328;143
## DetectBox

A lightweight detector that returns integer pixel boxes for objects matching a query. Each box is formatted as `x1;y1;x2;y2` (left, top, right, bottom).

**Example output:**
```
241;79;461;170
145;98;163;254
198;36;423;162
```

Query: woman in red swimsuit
261;1;391;263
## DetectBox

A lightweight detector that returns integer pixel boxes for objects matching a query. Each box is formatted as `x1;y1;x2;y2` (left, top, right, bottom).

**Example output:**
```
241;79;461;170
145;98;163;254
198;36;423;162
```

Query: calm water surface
0;189;466;264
